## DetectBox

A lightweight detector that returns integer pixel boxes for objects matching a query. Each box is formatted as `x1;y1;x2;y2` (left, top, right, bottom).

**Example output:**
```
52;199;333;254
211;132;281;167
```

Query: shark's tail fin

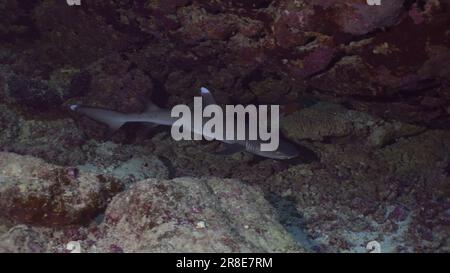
70;104;126;132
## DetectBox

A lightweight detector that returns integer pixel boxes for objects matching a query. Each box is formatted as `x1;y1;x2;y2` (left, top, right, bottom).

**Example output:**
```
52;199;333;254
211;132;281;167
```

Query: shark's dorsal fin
144;100;160;113
200;87;217;106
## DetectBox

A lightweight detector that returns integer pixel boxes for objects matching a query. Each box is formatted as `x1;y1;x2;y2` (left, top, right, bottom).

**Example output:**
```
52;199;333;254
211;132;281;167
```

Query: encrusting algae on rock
0;0;449;253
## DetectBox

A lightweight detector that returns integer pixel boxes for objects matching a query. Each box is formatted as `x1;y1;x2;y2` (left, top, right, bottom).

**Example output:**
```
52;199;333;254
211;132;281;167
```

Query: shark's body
70;87;301;160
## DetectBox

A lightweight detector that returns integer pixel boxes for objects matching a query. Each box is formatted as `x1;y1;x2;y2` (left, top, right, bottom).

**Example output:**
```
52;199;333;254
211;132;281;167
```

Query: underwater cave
0;0;449;257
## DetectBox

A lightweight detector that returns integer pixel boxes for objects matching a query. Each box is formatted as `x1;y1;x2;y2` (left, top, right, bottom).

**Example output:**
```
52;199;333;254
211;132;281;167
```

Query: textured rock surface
0;0;449;253
93;177;303;252
0;152;123;226
77;141;170;183
269;106;450;252
0;103;87;166
1;0;449;128
0;225;52;253
0;101;449;252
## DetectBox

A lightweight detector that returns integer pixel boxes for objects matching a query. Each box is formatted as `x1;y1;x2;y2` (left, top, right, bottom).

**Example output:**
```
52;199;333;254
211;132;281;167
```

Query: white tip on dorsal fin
200;87;210;94
144;100;160;113
200;87;217;106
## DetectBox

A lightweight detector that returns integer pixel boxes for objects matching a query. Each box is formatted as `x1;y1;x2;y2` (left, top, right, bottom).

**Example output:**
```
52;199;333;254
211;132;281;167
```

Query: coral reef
1;0;449;127
0;0;449;253
0;152;123;226
94;177;303;252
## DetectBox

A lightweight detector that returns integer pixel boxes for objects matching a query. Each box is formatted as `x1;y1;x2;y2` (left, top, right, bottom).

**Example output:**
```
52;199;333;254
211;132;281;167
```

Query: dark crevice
159;156;177;179
305;52;347;80
311;79;442;104
378;129;428;149
149;78;170;108
403;0;427;10
266;193;318;251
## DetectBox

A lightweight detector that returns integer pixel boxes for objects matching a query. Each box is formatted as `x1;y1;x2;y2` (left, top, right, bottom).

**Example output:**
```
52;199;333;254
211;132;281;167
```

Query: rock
0;0;449;254
266;127;450;252
13;118;87;166
69;53;154;113
0;152;123;226
93;177;304;252
376;130;450;178
1;0;449;128
6;75;63;108
281;102;368;141
0;104;20;146
0;104;87;166
368;121;424;147
334;1;405;35
78;141;170;183
0;225;50;253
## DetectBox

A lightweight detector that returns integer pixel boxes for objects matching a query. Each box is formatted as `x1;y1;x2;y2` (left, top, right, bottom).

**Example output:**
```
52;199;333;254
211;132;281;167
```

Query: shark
70;87;306;160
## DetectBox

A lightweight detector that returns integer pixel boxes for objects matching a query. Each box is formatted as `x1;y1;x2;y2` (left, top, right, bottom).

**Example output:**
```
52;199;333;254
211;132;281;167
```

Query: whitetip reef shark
70;87;307;160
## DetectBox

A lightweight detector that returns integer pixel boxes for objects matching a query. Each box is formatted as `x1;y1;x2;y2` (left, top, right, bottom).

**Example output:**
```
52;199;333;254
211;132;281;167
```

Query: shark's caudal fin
70;104;126;132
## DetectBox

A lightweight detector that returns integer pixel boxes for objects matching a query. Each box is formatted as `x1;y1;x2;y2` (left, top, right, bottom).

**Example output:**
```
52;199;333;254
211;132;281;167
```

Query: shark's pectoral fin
215;143;245;155
142;122;159;129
